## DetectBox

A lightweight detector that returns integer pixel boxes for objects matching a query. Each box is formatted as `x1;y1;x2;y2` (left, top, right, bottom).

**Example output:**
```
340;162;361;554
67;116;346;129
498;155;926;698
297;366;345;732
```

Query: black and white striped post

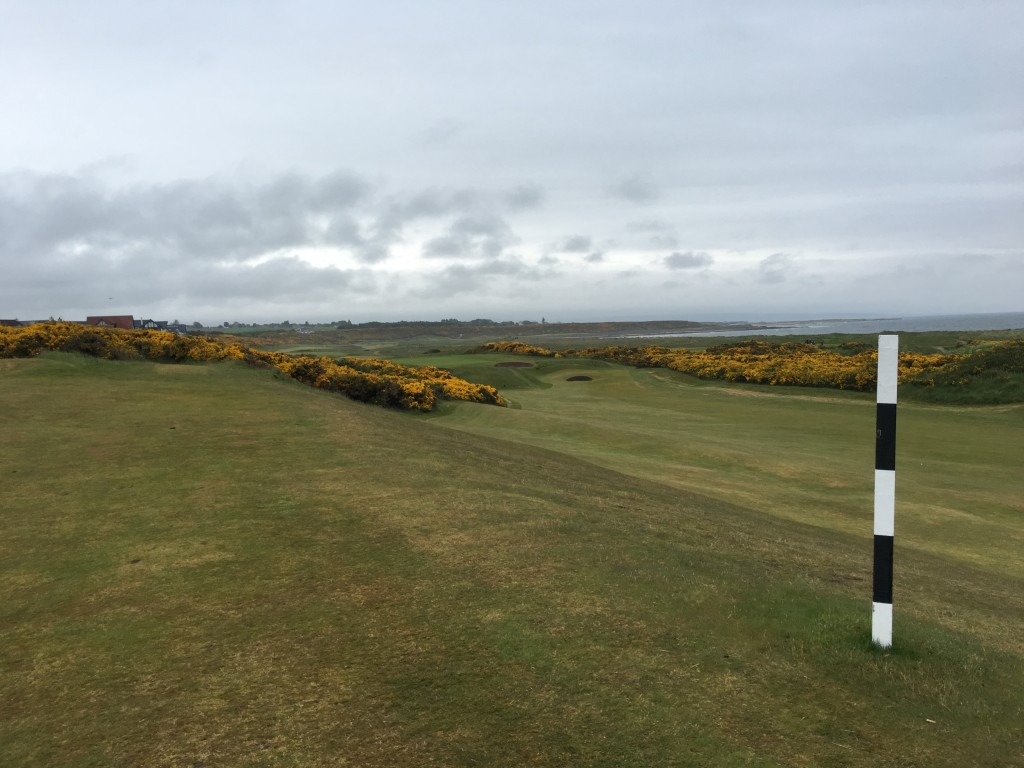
873;334;898;648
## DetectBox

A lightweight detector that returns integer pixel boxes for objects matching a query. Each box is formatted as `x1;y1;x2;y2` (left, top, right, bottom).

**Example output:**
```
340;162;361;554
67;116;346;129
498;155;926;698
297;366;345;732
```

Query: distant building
135;319;187;334
85;315;135;330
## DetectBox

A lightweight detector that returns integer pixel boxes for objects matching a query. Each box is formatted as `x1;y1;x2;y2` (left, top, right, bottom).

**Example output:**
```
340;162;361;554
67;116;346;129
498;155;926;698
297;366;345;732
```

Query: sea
622;312;1024;339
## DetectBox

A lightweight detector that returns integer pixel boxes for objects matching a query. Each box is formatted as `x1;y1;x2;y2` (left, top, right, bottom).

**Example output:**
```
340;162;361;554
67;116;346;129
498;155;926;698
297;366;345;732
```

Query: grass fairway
2;354;1022;766
403;354;1024;580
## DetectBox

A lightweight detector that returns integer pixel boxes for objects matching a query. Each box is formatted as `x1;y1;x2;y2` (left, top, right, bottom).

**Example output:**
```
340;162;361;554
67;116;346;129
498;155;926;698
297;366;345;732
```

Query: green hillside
2;353;1021;766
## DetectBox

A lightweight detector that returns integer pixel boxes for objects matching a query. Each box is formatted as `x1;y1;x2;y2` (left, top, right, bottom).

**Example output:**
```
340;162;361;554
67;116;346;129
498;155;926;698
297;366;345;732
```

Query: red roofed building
85;315;135;330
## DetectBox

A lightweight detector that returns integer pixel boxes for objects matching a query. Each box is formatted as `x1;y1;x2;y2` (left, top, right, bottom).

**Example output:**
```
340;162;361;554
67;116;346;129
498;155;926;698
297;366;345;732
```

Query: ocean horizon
624;312;1024;339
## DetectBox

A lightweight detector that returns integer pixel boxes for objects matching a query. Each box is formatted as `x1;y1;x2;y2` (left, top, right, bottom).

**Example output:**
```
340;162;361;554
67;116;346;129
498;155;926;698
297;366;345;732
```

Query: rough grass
2;353;1022;767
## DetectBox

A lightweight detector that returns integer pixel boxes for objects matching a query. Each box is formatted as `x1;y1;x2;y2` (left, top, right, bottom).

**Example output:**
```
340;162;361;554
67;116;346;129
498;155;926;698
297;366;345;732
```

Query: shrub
0;323;503;412
476;336;1024;401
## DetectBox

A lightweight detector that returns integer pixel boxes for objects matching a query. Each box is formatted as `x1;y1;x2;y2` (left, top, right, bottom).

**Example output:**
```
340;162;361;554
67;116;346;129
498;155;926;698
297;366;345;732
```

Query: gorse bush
479;339;1024;401
474;341;560;358
898;339;1024;404
1;323;505;411
241;347;504;410
0;323;247;363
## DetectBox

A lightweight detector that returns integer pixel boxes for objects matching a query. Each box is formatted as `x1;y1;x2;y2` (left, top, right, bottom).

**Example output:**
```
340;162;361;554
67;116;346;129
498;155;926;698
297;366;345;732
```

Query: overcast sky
2;0;1021;323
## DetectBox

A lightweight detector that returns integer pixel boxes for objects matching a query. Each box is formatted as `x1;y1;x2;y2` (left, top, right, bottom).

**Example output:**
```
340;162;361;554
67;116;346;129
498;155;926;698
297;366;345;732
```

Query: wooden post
873;334;898;648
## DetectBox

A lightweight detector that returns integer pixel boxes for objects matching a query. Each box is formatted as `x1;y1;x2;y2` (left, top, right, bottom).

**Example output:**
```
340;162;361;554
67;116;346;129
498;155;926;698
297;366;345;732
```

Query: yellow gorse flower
479;338;987;393
0;323;505;411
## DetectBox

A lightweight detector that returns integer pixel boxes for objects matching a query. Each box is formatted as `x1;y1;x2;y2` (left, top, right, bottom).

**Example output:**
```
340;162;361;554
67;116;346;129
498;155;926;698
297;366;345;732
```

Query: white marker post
873;335;898;648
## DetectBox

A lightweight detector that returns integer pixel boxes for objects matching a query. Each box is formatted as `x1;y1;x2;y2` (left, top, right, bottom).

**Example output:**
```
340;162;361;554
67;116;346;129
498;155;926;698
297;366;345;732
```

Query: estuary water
625;312;1024;339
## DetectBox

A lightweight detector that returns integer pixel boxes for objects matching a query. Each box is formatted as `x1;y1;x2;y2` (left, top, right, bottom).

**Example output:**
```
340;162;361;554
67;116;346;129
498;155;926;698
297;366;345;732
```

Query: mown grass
2;353;1022;766
269;329;1024;405
404;354;1024;578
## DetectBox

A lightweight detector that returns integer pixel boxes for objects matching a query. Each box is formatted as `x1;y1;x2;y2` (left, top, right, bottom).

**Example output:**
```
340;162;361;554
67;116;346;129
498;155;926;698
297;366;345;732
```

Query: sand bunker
494;361;535;368
566;375;593;381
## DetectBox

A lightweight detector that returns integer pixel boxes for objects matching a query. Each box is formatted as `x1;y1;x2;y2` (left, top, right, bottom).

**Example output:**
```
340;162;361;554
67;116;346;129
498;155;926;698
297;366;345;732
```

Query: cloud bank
1;1;1021;322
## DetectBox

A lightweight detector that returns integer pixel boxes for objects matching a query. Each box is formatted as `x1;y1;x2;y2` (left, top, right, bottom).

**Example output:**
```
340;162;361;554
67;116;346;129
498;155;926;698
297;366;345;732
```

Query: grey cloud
362;187;485;263
3;240;379;321
324;215;364;247
626;219;675;233
0;169;372;265
665;251;713;270
609;174;661;204
3;2;1021;324
452;213;509;238
354;242;391;265
758;252;792;283
341;184;544;263
422;235;462;257
503;184;545;211
585;252;605;264
186;256;377;302
392;187;479;220
417;118;463;146
309;171;372;211
626;218;678;248
649;234;680;249
0;173;107;254
559;235;592;253
422;213;518;259
419;256;542;296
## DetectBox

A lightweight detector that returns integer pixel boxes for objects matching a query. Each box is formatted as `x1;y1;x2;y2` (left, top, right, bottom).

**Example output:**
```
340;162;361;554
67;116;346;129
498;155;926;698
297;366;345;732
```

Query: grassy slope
2;354;1022;767
404;354;1024;577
